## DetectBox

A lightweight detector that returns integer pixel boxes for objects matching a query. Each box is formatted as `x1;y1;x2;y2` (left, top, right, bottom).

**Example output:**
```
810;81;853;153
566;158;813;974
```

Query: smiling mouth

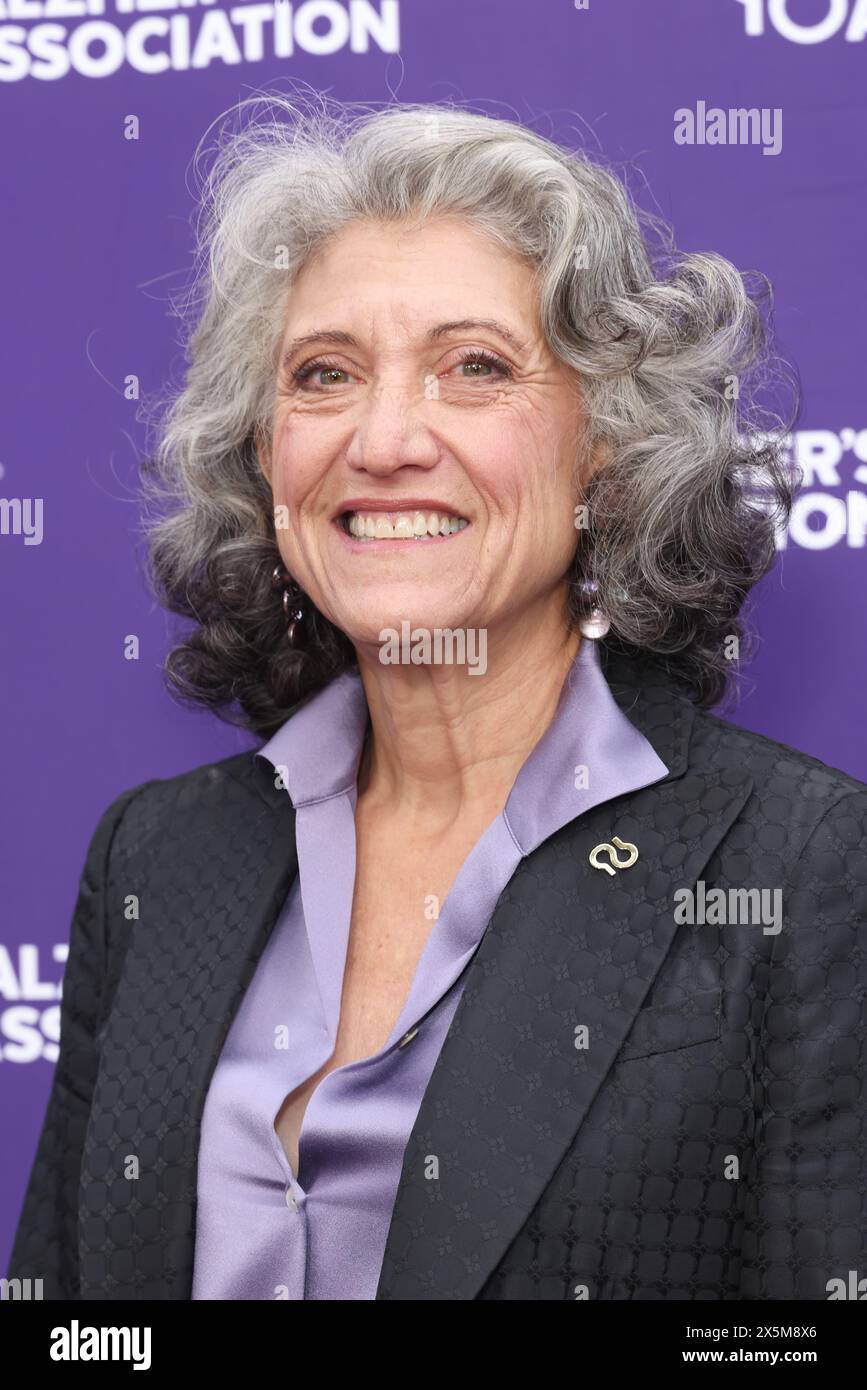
340;509;470;540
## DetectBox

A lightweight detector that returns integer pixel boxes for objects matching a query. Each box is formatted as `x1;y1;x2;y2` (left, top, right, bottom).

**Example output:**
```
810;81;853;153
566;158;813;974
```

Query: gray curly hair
141;91;798;738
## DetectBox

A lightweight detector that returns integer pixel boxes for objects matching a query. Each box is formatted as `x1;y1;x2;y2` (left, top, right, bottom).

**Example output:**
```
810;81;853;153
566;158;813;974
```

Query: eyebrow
280;317;528;368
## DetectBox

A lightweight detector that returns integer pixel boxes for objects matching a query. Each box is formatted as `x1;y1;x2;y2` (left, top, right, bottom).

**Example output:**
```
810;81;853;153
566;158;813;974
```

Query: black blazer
8;651;867;1299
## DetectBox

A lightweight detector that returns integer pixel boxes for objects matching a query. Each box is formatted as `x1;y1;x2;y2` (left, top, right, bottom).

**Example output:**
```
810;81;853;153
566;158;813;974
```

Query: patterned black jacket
8;651;867;1299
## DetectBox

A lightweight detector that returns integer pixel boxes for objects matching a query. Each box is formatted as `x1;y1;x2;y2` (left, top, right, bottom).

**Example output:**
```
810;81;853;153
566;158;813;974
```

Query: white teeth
344;509;469;541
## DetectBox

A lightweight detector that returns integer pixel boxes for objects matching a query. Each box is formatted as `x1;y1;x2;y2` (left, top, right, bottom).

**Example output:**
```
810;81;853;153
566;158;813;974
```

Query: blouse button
398;1027;419;1049
285;1188;298;1212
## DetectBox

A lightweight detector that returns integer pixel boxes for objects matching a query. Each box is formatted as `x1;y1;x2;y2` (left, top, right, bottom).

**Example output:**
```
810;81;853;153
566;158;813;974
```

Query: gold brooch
589;836;639;876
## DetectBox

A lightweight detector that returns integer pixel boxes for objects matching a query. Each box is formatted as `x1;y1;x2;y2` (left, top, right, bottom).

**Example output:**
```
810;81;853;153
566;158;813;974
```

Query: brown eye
292;359;352;388
452;349;512;380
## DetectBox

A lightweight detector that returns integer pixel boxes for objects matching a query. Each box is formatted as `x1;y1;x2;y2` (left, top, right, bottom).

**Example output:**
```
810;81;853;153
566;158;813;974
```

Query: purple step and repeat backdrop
2;0;866;1273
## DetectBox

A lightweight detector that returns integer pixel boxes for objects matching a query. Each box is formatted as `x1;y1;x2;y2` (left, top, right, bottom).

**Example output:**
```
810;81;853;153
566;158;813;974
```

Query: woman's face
258;214;589;650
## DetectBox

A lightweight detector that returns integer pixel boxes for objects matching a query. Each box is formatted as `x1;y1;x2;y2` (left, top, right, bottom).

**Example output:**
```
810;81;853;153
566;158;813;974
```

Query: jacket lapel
376;653;753;1299
79;753;297;1300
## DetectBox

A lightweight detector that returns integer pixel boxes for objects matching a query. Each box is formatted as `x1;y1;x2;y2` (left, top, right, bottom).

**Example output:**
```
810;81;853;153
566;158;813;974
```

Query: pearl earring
578;579;611;640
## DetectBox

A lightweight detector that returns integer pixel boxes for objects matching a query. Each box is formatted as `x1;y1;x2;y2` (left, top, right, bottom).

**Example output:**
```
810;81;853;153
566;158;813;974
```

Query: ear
255;424;272;486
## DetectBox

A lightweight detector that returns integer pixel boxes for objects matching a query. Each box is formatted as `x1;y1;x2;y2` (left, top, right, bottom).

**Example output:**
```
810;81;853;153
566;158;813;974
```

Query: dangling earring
271;564;305;647
577;578;610;640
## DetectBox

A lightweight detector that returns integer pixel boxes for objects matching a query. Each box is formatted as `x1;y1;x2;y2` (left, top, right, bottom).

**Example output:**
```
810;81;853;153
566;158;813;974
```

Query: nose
345;375;441;478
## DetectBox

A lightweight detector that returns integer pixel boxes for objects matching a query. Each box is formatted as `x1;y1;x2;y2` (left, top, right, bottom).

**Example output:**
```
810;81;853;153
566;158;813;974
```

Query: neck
354;592;581;833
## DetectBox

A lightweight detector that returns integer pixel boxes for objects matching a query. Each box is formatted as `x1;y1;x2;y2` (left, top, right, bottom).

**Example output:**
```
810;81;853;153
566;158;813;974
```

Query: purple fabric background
2;0;866;1274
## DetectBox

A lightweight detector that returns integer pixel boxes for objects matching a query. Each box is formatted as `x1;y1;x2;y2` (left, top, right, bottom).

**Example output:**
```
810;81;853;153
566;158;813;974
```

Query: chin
343;580;472;621
335;600;481;649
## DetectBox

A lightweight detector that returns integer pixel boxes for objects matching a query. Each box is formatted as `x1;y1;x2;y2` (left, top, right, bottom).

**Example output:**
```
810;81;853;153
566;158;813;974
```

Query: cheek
514;457;580;576
271;411;331;503
271;472;330;560
480;445;575;540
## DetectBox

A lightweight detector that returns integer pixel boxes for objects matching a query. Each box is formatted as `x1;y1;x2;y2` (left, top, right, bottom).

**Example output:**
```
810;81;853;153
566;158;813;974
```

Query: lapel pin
589;836;639;876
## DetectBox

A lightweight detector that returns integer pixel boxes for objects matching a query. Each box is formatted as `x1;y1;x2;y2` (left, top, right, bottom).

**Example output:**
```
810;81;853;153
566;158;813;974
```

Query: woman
9;96;867;1302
